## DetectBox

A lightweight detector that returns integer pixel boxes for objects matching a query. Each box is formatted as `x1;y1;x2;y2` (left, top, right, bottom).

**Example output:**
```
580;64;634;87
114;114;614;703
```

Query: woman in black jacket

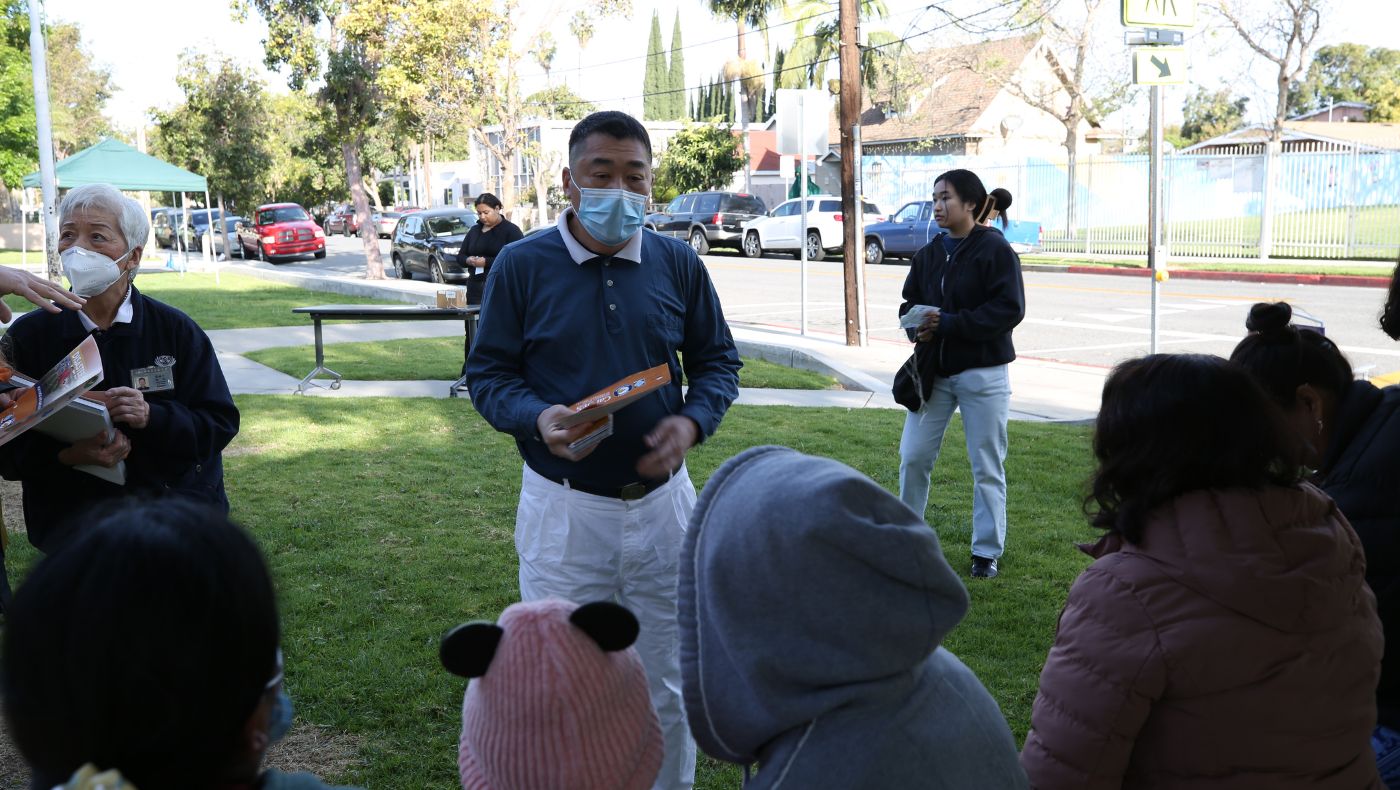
456;193;524;304
896;170;1025;580
1231;302;1400;785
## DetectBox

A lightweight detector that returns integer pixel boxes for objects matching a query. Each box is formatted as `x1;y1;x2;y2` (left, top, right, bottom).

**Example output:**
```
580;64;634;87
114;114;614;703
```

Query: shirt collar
557;207;644;265
78;284;133;332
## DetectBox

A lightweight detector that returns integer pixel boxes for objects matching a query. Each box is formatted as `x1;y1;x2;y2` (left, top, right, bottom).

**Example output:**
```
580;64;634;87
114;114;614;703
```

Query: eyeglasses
265;648;284;691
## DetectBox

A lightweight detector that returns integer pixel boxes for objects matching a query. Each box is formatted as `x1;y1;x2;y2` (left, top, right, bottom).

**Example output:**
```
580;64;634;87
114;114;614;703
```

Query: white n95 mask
61;246;132;297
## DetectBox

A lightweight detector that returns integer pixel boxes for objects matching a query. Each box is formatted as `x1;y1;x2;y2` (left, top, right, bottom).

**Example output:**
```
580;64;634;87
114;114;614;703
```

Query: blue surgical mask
265;648;293;744
571;183;648;246
268;689;294;744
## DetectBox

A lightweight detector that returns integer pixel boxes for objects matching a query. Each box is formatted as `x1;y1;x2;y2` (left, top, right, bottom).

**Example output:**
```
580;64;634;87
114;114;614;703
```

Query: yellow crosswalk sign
1122;0;1197;29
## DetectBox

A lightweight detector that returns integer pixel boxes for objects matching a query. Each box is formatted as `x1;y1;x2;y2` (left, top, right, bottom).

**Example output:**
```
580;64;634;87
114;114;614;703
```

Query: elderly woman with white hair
0;183;239;551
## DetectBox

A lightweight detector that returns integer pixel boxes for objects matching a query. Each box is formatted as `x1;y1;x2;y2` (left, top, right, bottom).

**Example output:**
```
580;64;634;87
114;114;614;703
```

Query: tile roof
827;34;1041;146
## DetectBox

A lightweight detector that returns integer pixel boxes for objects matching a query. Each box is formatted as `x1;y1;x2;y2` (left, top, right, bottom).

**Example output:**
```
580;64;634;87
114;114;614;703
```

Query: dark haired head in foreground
1024;353;1382;787
1;499;322;790
1087;353;1303;543
1383;260;1400;341
1232;300;1400;763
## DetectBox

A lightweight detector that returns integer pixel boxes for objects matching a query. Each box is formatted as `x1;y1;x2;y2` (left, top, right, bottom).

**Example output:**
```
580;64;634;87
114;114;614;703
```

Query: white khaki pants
516;464;698;790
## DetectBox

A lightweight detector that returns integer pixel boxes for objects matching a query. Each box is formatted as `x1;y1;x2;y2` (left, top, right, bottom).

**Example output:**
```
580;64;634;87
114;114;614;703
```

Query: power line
542;4;1018;109
559;6;842;75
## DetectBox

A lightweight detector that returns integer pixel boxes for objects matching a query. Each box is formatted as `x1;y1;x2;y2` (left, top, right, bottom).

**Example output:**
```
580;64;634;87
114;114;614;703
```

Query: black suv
390;207;479;283
645;191;767;254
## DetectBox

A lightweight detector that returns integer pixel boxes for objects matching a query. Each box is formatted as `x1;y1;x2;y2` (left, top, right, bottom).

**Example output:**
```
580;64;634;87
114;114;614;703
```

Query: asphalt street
280;235;1400;381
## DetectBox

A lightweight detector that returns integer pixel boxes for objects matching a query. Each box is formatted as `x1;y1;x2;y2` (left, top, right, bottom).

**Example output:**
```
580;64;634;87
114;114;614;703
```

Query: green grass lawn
246;338;840;390
1;272;399;331
2;397;1094;789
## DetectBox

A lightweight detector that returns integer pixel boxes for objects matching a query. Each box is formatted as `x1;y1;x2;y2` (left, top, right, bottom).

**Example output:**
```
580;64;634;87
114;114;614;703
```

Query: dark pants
461;274;486;380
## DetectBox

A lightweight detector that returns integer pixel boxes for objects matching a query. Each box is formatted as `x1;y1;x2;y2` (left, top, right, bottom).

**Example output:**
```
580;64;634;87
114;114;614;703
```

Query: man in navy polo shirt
466;111;741;790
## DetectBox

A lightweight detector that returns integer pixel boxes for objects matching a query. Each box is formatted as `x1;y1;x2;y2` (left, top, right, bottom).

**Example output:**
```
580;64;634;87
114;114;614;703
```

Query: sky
44;0;1400;137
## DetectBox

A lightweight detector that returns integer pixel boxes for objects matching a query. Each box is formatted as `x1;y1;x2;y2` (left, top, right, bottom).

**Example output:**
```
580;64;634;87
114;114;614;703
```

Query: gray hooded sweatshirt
678;446;1027;789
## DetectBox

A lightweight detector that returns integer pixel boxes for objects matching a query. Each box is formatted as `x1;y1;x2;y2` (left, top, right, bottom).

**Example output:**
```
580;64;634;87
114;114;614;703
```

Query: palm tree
531;31;558;116
707;0;784;123
778;0;901;92
569;11;595;94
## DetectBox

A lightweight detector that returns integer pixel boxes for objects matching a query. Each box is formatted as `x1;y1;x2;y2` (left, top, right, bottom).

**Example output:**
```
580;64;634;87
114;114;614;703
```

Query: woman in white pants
896;171;1025;579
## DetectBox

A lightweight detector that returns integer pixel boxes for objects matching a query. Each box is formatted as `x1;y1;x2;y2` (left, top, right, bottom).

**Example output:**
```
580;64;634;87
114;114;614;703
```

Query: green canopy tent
23;137;215;275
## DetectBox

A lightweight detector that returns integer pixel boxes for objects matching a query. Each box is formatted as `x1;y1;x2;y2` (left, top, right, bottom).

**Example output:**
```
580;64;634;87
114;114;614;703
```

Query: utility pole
837;0;860;346
27;0;59;282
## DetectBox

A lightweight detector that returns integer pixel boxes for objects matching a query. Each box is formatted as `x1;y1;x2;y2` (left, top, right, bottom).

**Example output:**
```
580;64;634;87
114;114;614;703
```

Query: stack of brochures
557;363;672;453
0;335;126;484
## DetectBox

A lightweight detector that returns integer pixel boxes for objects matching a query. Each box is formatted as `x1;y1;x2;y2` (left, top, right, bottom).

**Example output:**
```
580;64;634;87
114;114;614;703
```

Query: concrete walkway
169;262;1104;421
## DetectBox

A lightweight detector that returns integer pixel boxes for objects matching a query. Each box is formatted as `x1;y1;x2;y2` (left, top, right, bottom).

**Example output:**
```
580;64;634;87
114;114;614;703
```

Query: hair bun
990;188;1013;211
1245;302;1292;334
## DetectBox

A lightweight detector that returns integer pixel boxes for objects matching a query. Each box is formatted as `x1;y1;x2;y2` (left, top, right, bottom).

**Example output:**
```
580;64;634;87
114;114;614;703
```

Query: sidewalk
203;263;1103;422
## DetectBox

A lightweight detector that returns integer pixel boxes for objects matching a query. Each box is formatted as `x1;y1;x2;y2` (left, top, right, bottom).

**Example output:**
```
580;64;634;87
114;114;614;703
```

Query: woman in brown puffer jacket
1021;354;1383;789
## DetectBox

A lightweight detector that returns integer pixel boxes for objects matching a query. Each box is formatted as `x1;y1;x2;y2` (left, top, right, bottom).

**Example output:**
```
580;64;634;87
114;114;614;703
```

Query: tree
0;4;36;192
708;0;783;123
778;0;899;92
989;0;1133;235
150;53;274;216
45;22;114;158
1212;0;1323;142
1179;85;1248;144
530;30;558;118
238;0;388;278
264;92;351;211
525;85;596;120
1288;43;1400;122
655;123;746;196
0;6;113;203
667;11;686;120
643;11;667;120
568;10;595;94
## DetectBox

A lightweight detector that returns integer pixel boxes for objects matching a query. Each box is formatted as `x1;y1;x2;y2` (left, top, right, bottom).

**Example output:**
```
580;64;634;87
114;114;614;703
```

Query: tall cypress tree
643;11;667;120
667;11;686;120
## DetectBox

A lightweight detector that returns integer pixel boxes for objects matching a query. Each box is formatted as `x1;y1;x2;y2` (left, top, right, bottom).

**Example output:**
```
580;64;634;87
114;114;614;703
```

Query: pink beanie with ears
440;598;662;790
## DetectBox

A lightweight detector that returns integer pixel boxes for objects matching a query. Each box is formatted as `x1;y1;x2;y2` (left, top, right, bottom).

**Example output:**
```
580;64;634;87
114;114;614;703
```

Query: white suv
741;197;885;260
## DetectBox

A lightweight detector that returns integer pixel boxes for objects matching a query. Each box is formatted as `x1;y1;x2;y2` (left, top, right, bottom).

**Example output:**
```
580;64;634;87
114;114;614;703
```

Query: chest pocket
646;312;684;365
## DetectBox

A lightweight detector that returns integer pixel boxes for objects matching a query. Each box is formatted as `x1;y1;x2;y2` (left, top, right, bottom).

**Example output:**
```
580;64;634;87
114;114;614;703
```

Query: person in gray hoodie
678;445;1027;789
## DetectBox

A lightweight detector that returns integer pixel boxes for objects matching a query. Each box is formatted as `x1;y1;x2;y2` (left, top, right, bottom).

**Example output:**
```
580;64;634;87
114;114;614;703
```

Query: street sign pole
798;94;808;337
1123;0;1196;355
27;0;60;282
1149;84;1163;355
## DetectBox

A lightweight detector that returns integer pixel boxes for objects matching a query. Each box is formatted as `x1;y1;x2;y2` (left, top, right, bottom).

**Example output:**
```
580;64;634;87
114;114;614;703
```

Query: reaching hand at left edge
0;266;85;322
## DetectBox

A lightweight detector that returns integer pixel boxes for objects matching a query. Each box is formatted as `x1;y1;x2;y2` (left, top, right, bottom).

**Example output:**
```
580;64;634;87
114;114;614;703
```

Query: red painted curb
1064;266;1391;288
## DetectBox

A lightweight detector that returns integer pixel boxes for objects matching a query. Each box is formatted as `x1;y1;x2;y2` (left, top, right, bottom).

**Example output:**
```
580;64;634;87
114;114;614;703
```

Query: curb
1062;265;1391;288
732;338;884;394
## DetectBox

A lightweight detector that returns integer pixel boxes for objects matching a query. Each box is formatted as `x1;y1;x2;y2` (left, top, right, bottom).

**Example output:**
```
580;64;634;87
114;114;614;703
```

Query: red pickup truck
237;203;327;263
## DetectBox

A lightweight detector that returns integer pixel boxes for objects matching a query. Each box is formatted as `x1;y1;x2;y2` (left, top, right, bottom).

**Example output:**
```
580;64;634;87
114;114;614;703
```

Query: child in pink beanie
440;598;662;790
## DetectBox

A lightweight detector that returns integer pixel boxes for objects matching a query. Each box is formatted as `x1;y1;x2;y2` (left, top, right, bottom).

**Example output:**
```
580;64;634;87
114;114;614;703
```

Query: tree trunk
498;149;517;218
1272;65;1289;142
1064;125;1078;237
534;152;550;229
424;134;435;207
217;193;231;261
342;138;385;279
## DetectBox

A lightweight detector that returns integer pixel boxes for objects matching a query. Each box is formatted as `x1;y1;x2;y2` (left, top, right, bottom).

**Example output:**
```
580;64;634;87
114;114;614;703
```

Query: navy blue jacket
465;227;740;490
1322;380;1400;728
0;287;239;549
899;225;1025;390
